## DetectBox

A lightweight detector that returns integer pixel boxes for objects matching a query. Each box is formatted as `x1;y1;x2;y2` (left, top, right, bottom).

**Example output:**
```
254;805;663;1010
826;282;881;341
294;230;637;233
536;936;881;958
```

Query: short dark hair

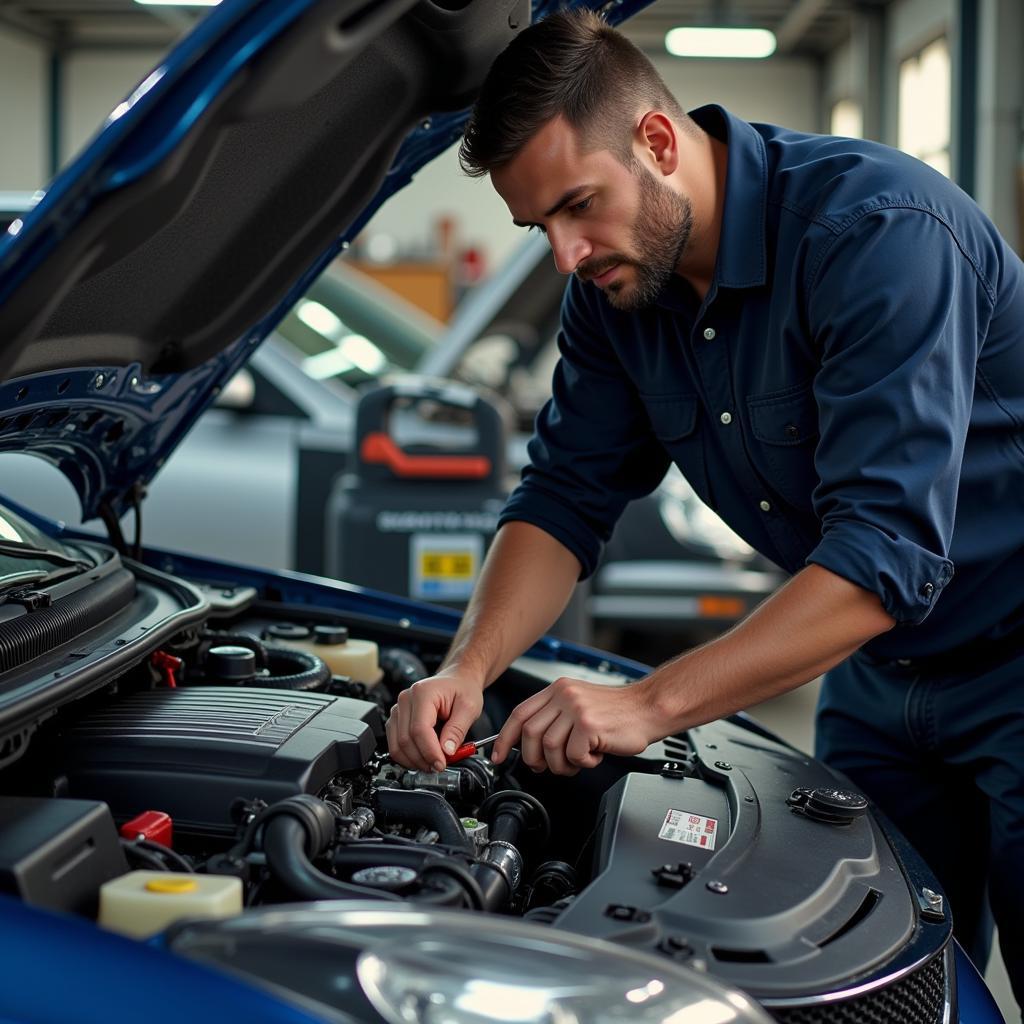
459;9;696;178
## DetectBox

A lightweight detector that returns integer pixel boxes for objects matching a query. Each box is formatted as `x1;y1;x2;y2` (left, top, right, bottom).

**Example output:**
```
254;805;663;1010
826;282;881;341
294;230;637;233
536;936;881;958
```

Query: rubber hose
373;789;473;852
379;647;429;689
479;790;551;847
257;793;335;854
420;860;485;910
263;816;401;902
251;645;331;691
332;845;437;871
470;806;528;912
527;860;578;908
121;839;169;872
468;859;512;911
332;846;483;908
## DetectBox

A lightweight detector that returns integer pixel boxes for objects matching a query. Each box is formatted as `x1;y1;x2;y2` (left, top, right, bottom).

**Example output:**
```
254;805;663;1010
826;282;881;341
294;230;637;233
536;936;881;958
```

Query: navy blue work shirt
499;105;1024;660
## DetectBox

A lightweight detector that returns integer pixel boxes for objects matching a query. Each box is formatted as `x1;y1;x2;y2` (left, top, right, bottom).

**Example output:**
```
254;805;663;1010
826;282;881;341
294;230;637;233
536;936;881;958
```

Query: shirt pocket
643;393;709;500
747;382;820;510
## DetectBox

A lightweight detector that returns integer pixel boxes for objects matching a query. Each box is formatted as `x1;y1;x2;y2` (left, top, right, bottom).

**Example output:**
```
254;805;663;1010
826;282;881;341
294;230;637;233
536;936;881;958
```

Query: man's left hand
491;677;660;775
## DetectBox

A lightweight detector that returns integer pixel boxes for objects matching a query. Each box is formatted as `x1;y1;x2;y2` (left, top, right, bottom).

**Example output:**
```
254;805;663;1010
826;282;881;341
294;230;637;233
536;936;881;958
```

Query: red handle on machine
360;432;492;480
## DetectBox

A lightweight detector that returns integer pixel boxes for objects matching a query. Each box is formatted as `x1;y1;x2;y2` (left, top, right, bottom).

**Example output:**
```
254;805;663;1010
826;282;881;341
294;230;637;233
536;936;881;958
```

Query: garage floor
750;680;1016;1023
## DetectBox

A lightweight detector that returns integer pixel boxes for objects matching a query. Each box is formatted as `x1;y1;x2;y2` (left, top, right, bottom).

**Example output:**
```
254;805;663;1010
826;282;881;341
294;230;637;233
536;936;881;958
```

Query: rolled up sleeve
499;279;670;579
804;208;990;623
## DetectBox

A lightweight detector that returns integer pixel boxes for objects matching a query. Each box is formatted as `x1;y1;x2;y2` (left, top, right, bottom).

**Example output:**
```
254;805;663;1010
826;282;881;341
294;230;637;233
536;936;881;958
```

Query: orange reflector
698;596;745;618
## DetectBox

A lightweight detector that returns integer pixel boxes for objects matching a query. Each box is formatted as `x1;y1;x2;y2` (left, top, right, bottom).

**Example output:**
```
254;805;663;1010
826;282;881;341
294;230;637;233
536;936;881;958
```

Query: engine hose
478;790;551;848
200;632;268;669
373;789;473;852
263;815;401;902
378;647;429;690
466;791;552;912
332;845;438;871
419;859;485;910
469;857;515;912
252;645;331;692
331;846;484;909
526;860;578;909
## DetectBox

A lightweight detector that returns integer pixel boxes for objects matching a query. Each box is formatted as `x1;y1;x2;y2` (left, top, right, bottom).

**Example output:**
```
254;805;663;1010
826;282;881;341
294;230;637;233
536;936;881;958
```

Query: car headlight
170;904;771;1024
657;467;754;561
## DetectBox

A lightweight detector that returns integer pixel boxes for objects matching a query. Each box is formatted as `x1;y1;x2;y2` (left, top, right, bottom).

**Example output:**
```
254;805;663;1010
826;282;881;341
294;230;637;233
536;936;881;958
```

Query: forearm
441;520;582;685
639;564;896;734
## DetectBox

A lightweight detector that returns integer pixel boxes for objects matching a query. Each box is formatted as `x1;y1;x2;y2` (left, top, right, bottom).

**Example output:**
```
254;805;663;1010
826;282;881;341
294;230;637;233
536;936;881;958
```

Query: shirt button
703;327;716;341
759;500;772;513
719;412;733;425
920;582;935;599
785;424;799;438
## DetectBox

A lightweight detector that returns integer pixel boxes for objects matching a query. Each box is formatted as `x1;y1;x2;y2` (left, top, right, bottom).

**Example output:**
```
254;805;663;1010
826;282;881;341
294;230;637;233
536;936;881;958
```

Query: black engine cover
60;688;380;836
556;719;923;1000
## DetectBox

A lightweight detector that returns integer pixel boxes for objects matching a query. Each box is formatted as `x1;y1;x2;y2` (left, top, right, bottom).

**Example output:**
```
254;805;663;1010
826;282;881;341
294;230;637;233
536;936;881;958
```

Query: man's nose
548;227;591;276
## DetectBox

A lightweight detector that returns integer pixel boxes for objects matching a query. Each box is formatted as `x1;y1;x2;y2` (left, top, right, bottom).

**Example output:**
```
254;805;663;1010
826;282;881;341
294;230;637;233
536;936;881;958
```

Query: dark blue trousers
816;648;1024;1018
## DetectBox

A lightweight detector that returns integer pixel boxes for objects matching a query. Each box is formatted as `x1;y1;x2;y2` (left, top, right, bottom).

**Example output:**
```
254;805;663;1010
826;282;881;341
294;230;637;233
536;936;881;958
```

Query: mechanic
386;10;1024;999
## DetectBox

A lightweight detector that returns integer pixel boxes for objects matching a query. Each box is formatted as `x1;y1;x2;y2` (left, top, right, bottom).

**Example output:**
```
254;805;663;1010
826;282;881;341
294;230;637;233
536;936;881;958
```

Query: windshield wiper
0;540;93;571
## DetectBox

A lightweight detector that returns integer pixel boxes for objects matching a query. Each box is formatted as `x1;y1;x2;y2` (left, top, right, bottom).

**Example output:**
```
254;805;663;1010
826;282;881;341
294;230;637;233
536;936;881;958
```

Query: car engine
0;534;956;1023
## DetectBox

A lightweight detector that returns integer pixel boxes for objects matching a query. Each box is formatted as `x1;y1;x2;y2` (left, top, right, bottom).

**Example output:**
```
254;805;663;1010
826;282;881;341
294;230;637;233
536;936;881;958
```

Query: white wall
368;55;819;278
60;50;165;169
823;39;855;111
0;28;48;189
651;54;819;131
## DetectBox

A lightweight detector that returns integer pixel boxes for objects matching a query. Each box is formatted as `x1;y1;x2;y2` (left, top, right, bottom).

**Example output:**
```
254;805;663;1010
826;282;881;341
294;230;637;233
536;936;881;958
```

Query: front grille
768;951;946;1024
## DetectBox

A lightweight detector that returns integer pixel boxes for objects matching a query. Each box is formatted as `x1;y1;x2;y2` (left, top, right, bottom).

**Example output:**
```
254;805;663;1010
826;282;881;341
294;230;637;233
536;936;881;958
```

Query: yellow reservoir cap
99;870;242;938
145;877;199;895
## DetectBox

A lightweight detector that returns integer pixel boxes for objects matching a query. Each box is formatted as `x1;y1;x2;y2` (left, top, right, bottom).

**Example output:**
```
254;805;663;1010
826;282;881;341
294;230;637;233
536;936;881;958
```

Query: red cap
120;810;174;848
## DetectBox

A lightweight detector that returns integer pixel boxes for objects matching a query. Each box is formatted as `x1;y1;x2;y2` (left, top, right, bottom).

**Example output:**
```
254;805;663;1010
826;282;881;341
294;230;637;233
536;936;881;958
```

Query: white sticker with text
658;808;718;850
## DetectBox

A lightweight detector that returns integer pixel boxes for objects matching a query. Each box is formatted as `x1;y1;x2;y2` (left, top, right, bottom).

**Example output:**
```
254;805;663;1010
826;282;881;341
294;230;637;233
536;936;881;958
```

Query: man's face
492;115;693;311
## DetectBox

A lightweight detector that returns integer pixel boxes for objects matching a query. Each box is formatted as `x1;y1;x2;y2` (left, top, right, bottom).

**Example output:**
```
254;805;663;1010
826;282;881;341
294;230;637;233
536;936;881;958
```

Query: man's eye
571;197;592;213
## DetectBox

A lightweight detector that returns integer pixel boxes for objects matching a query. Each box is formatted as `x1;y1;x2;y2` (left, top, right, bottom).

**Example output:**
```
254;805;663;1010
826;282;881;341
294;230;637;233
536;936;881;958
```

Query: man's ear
635;111;679;176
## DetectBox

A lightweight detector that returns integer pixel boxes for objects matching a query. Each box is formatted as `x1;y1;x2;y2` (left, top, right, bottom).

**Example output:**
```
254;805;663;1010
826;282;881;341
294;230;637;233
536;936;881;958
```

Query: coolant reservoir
264;623;383;686
99;871;242;938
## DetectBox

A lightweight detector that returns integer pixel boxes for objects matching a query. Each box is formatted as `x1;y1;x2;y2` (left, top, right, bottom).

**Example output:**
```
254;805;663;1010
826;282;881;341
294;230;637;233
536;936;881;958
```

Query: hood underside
0;0;646;522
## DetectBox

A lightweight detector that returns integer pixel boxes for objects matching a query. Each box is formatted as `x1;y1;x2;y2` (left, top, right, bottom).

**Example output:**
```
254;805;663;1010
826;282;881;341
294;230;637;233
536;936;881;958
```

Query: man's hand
386;670;485;772
491;677;659;776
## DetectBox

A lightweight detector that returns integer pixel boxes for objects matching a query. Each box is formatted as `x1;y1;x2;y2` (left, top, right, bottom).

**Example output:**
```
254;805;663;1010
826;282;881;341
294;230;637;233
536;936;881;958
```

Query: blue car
0;2;1004;1023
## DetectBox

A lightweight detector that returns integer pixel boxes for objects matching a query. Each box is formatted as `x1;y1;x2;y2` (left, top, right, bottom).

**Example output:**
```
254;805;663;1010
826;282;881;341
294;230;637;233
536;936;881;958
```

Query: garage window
898;37;951;177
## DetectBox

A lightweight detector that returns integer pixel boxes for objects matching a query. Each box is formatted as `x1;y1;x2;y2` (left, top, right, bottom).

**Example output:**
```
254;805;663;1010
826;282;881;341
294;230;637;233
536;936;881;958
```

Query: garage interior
0;0;1021;1018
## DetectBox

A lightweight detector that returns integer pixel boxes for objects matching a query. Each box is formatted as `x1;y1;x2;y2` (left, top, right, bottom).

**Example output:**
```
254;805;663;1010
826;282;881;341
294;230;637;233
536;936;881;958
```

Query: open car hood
0;0;649;524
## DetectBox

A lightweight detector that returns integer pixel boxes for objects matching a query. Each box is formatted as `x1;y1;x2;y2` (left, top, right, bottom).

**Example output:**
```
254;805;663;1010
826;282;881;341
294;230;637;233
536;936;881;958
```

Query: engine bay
0;533;952;1017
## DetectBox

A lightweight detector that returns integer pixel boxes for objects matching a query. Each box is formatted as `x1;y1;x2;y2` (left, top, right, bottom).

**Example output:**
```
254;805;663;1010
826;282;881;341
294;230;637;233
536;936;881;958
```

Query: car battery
326;378;508;607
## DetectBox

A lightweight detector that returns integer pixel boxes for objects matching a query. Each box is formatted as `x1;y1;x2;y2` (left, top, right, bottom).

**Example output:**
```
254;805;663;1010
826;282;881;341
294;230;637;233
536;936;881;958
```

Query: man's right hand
386;670;485;772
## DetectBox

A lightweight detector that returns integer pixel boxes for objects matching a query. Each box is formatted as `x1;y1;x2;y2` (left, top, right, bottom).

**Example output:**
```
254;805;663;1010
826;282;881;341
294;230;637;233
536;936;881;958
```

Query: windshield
0;503;93;584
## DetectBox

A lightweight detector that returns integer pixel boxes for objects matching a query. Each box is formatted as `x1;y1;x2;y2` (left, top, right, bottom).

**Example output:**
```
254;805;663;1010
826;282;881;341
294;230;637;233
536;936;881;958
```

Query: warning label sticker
658;809;718;851
409;532;483;601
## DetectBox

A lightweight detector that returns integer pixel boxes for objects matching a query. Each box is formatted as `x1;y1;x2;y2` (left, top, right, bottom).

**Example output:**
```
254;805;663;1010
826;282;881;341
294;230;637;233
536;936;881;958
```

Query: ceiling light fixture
665;26;777;59
134;0;221;7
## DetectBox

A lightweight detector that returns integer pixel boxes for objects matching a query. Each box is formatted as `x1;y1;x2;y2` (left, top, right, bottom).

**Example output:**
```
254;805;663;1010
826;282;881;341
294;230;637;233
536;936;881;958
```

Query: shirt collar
689;104;768;290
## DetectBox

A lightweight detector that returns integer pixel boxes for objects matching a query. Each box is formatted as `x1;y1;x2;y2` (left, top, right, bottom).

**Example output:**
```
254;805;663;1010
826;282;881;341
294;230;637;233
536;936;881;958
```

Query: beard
577;163;693;312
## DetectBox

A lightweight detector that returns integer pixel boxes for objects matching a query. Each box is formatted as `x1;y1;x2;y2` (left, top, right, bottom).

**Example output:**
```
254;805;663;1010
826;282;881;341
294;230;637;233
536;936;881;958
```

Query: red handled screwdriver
445;733;500;765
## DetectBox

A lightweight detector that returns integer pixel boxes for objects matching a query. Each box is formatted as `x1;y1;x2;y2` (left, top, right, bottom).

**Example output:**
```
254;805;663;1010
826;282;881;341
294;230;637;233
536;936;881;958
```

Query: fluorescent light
296;299;344;341
665;26;776;59
303;334;387;378
134;0;221;6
